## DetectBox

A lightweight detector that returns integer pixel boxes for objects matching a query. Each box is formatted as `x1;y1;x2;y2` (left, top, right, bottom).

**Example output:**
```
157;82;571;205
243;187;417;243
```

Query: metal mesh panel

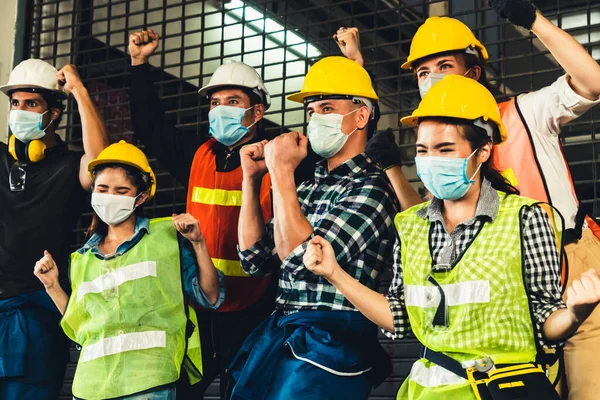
23;1;600;399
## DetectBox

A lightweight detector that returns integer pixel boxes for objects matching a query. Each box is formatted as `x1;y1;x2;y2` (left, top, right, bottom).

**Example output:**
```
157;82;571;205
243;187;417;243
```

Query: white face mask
419;68;474;98
307;108;359;159
91;192;140;226
419;72;446;99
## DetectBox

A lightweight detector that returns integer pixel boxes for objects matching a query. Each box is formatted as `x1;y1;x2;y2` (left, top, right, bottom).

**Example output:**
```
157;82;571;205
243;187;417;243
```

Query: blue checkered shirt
239;153;399;313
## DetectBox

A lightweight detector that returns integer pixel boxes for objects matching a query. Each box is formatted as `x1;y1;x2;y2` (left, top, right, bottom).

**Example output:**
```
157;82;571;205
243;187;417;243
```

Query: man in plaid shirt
227;56;398;399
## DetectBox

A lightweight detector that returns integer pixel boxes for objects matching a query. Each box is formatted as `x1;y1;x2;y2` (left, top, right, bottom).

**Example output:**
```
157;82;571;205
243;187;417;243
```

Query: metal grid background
22;0;600;399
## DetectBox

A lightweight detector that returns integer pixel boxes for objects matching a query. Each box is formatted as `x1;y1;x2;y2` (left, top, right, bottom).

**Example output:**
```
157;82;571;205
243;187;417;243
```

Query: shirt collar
314;152;373;183
212;128;266;154
77;216;150;257
416;178;499;223
44;134;70;159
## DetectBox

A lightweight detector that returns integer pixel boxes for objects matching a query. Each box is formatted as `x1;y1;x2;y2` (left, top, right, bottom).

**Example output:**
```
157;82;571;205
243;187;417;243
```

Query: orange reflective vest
493;98;600;270
187;138;272;312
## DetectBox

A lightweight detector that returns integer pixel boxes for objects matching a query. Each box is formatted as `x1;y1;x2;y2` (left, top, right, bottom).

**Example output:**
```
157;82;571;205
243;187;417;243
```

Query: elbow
241;265;261;277
383;320;395;334
206;290;219;307
202;283;225;310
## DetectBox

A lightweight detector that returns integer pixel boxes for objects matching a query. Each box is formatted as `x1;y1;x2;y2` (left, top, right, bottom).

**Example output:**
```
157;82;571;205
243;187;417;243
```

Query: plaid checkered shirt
384;179;566;349
238;152;399;313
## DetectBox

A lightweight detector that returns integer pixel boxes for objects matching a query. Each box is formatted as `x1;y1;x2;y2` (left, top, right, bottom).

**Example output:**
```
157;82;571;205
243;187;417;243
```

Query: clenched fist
57;64;83;95
34;250;60;291
240;140;269;180
566;269;600;325
303;236;339;281
172;213;204;244
264;131;308;173
129;27;160;66
333;27;363;67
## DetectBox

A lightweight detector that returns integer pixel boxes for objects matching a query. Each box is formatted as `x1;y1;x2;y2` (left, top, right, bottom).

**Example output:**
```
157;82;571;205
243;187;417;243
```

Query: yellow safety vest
394;192;542;400
62;217;202;399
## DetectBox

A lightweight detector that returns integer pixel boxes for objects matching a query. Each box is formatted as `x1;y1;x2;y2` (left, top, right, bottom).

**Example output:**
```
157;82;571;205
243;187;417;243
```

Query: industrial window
23;1;600;399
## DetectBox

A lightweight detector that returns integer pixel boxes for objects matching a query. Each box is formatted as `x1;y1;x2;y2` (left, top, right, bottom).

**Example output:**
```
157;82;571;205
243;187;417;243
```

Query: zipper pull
223;150;232;169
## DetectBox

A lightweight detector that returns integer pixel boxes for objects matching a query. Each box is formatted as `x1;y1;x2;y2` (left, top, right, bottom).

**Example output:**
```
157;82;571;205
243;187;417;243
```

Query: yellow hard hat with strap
400;75;506;144
288;56;379;103
402;16;489;70
87;140;157;199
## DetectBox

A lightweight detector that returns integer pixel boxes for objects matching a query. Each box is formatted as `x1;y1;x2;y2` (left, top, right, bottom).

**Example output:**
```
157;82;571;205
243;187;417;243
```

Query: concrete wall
0;0;18;143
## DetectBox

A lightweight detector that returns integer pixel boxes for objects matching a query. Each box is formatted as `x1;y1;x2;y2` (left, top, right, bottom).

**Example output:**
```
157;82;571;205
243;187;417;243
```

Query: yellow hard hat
400;75;506;143
87;140;157;199
288;56;379;103
401;17;489;70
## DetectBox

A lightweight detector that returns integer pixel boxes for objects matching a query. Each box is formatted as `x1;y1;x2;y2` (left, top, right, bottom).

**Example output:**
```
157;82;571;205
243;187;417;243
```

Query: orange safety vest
187;138;272;312
493;98;600;284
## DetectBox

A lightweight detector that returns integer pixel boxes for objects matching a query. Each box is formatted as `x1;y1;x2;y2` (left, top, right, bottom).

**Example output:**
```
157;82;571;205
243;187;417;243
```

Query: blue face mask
9;109;52;142
208;105;257;146
415;149;482;201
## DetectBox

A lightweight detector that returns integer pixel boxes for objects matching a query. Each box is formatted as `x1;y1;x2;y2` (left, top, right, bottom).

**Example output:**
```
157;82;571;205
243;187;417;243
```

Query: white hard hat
0;59;68;99
199;60;271;109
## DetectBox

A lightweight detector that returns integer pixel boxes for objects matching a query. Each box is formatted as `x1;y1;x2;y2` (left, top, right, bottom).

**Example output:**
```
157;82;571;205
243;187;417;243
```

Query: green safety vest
61;217;203;399
394;192;542;400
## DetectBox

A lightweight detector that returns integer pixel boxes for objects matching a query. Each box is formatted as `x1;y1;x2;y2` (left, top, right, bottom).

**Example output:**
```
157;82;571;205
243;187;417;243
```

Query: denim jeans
74;387;176;400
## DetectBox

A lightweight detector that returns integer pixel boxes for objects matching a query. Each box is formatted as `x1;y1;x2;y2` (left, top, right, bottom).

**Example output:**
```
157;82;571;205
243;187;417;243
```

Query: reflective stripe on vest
409;360;468;388
405;280;490;308
212;257;249;277
191;187;242;207
76;261;157;301
186;139;272;276
62;218;202;399
80;331;166;363
186;138;273;312
394;192;541;398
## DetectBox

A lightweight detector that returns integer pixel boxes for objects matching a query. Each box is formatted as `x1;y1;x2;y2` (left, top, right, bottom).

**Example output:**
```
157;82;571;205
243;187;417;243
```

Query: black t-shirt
0;137;88;297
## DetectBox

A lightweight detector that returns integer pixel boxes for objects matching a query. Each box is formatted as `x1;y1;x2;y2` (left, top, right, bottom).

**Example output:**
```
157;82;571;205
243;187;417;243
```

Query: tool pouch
467;363;560;400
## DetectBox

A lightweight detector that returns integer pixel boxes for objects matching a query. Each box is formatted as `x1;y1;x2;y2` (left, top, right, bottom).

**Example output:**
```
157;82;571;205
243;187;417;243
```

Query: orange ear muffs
8;134;46;163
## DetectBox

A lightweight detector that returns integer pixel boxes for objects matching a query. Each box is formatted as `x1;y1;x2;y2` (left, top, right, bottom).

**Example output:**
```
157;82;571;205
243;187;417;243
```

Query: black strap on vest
563;207;587;245
420;346;467;379
426;275;449;328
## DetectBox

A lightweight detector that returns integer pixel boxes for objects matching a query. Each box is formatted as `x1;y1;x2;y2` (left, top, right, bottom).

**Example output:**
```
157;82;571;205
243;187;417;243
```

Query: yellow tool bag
422;347;561;400
467;362;560;400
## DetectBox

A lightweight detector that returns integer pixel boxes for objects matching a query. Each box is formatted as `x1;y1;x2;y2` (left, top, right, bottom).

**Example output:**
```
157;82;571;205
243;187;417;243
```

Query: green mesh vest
62;217;202;399
394;192;542;400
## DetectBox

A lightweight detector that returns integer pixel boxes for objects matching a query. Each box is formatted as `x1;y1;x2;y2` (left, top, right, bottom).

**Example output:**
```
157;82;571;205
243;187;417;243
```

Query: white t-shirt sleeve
516;74;600;137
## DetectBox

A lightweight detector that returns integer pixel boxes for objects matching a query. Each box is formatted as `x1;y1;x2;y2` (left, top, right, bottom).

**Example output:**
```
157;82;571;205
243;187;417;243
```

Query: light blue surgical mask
9;109;52;142
208;105;257;146
307;109;359;159
415;148;482;201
